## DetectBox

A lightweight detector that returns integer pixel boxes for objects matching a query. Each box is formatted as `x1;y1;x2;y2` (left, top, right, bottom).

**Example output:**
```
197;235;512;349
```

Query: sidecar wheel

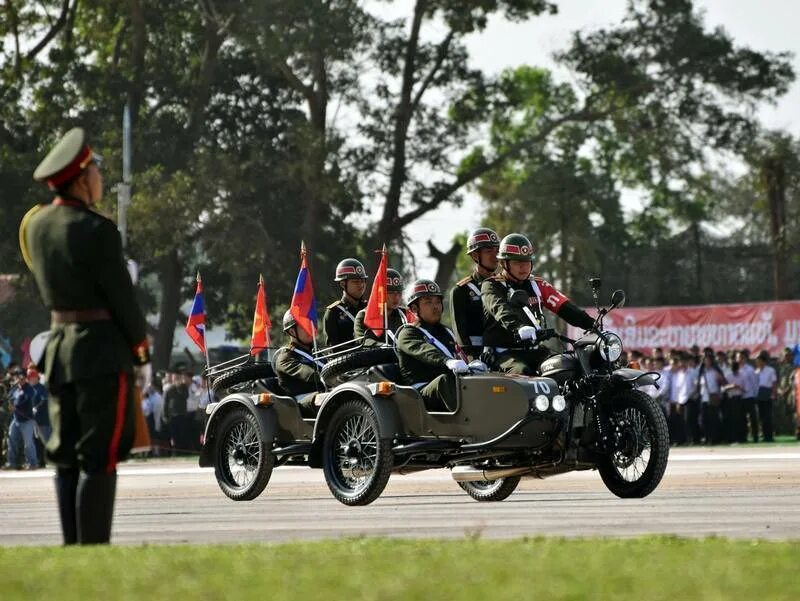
322;399;393;506
213;407;273;501
458;476;520;502
598;389;669;498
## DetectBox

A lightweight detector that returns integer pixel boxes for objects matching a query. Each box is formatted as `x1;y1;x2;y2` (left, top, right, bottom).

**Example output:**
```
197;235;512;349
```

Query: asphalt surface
1;446;799;545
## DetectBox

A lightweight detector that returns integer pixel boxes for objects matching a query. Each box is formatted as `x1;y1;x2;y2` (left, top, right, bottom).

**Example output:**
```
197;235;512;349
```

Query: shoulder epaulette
326;300;341;309
19;204;45;271
456;275;472;286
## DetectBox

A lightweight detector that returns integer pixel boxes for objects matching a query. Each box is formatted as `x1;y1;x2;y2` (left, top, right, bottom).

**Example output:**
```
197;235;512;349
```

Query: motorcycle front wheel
597;388;669;498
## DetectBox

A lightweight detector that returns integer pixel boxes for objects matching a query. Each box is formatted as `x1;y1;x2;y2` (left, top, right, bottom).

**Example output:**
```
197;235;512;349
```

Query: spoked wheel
598;389;669;498
322;399;393;506
214;407;273;501
458;476;520;502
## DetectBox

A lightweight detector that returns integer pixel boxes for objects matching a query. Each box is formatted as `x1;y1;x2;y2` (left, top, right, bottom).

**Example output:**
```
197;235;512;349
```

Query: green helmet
407;278;443;306
386;268;404;292
334;258;367;281
496;233;535;262
282;309;297;333
466;227;500;254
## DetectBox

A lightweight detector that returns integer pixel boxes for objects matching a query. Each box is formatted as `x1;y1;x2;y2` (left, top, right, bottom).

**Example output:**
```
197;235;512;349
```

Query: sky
405;0;800;277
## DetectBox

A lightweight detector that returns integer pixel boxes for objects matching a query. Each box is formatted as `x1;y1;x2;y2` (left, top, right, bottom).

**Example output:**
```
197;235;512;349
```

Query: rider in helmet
395;279;468;411
449;227;500;360
482;233;595;375
320;258;368;348
353;268;410;345
273;310;325;413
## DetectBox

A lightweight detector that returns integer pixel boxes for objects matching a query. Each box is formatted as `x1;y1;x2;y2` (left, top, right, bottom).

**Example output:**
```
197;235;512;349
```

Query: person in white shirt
737;349;760;442
684;354;702;445
755;350;777;442
699;354;726;444
722;360;748;444
667;355;688;444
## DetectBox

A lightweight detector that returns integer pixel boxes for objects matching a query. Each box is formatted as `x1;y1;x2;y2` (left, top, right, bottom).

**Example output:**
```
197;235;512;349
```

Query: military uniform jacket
449;271;489;353
353;307;408;344
274;343;325;396
395;322;458;385
481;274;594;348
23;200;148;384
321;297;367;347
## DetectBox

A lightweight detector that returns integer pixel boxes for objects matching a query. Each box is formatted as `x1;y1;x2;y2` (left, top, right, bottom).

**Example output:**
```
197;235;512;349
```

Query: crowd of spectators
628;345;799;445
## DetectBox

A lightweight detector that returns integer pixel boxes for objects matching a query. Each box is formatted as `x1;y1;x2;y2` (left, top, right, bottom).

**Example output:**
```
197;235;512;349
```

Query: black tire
322;399;393;506
458;476;521;502
597;388;669;498
213;407;274;501
320;347;398;387
211;362;275;393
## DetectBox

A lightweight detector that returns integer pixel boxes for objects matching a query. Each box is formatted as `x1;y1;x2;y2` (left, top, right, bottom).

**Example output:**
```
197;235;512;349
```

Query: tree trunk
153;249;182;371
762;156;788;300
427;239;462;289
690;221;702;299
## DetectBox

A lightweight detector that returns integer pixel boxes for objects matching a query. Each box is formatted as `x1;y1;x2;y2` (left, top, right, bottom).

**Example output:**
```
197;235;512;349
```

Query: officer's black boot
55;467;79;545
76;472;117;544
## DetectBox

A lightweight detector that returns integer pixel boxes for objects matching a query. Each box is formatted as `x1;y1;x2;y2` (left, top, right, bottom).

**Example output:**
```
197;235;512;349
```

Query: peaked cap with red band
33;127;96;190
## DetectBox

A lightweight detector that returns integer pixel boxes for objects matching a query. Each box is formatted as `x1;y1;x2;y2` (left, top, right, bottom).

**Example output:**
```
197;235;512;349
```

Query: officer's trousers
492;349;549;376
419;373;457;412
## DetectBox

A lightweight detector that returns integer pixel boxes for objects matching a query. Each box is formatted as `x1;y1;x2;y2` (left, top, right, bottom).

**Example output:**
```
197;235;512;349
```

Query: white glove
517;326;538;341
468;360;488;372
446;359;469;374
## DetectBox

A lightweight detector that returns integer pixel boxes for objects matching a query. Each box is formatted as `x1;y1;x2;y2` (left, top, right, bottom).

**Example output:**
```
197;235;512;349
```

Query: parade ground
2;445;799;545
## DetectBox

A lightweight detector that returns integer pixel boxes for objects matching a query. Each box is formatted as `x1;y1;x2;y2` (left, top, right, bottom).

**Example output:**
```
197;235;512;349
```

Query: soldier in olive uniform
274;311;326;412
20;127;151;545
395;279;469;412
482;233;594;376
320;258;368;348
450;227;500;360
353;268;409;345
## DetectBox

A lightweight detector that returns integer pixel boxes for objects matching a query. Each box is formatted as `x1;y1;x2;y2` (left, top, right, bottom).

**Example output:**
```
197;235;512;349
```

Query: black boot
55;468;79;545
76;472;117;544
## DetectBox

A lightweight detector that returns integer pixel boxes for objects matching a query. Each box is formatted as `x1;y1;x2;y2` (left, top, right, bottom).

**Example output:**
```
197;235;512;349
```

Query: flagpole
381;244;389;345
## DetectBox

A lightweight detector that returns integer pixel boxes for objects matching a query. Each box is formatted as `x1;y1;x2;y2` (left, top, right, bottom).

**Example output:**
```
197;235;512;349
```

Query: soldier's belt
51;309;111;324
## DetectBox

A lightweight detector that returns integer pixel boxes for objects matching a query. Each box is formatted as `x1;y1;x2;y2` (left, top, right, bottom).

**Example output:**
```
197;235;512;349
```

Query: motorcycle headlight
598;332;623;363
534;395;549;412
552;395;566;412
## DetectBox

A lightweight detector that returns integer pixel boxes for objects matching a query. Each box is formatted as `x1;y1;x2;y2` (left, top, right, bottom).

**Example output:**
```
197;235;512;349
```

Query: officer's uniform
20;127;150;545
396;321;461;412
321;297;368;347
273;343;325;416
450;271;490;360
353;307;409;345
482;273;594;375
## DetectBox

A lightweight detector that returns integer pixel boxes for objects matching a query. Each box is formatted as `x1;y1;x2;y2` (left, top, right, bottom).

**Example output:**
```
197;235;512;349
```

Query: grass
1;536;798;601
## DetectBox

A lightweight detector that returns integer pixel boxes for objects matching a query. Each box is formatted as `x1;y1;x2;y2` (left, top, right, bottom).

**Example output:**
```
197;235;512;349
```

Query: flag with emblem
290;242;318;337
250;274;272;355
363;245;388;337
185;273;206;354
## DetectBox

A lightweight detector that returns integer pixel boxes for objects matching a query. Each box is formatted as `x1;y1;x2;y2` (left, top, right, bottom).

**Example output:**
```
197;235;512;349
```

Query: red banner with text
566;300;800;355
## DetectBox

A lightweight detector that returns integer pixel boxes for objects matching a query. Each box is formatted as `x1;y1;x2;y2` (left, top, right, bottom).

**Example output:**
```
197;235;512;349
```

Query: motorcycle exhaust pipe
451;466;533;482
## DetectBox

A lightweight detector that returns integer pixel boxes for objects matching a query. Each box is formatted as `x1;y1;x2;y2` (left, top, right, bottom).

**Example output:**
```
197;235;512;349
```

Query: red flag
250;274;272;355
185;273;206;354
290;242;318;337
363;246;388;336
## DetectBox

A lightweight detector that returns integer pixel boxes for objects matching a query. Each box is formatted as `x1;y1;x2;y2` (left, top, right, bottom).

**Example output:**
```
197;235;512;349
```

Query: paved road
2;446;799;545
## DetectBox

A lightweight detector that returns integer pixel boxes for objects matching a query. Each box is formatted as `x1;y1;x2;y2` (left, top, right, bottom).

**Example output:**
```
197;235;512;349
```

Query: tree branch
410;30;454;114
25;0;72;61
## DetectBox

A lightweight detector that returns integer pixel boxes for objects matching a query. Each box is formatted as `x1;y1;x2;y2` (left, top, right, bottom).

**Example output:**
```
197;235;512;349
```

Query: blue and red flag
290;243;317;338
185;273;206;354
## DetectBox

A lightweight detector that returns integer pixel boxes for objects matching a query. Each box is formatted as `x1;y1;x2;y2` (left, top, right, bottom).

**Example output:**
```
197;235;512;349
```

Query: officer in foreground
353;268;409;345
450;227;500;360
274;310;325;413
482;233;594;375
321;258;368;347
395;279;468;412
20;127;151;544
